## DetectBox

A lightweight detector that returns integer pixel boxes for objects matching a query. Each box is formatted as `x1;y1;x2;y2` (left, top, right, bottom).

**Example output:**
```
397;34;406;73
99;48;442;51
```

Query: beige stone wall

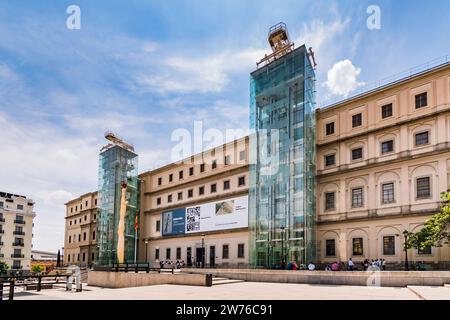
63;191;98;265
316;64;450;266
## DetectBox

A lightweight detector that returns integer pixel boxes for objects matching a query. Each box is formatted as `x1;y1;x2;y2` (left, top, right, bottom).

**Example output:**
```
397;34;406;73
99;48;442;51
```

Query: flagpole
134;228;137;263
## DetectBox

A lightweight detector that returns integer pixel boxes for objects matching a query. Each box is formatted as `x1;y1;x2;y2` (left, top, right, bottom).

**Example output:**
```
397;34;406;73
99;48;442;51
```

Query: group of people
159;259;186;269
362;258;387;271
323;258;387;271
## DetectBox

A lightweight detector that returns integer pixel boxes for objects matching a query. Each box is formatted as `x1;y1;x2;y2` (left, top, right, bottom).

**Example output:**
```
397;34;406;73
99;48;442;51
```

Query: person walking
381;259;386;271
348;258;354;271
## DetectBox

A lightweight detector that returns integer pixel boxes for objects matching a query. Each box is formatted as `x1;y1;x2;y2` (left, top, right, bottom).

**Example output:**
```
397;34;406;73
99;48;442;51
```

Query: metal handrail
319;54;450;109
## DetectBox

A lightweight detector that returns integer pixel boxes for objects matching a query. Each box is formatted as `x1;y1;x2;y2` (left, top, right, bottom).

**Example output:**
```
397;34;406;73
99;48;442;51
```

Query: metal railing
13;231;25;235
0;273;74;300
13;220;25;225
318;54;450;109
12;242;24;247
11;254;24;258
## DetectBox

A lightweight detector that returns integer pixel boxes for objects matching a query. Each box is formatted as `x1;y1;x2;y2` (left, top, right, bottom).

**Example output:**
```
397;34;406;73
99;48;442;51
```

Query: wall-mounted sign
162;208;186;236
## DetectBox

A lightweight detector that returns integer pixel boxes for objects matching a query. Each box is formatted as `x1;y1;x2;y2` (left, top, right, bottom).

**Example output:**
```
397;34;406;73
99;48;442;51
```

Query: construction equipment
257;22;295;67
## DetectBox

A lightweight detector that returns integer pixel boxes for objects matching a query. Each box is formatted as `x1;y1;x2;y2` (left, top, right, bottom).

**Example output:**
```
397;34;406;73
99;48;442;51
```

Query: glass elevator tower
249;24;316;268
97;134;139;266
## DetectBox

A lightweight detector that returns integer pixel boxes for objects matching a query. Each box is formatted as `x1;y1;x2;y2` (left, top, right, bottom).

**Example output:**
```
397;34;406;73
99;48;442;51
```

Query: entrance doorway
196;247;205;267
187;247;192;267
209;246;215;267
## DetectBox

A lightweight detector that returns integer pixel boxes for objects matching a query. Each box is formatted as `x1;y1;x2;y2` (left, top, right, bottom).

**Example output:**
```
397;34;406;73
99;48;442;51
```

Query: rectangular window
222;244;229;259
383;236;395;255
223;180;230;190
156;220;161;232
326;122;335;135
352;238;363;256
17;204;23;210
200;164;205;172
199;186;205;195
166;248;171;260
82;252;86;262
381;103;393;118
325;192;335;210
95;199;97;206
382;183;395;204
325;154;336;167
237;244;245;258
239;150;246;161
155;248;159;260
85;201;88;207
177;192;183;201
92;231;95;240
179;170;183;179
188;189;193;198
212;160;217;169
224;155;231;165
351;187;364;208
83;232;86;241
158;177;162;185
351;148;363;161
325;239;336;257
381;140;394;154
69;236;71;243
157;197;161;205
415;92;428;109
0;202;3;208
78;234;81;242
238;176;246;187
352;113;362;128
169;174;173;182
415;131;429;146
84;215;87;221
167;195;172;203
189;167;194;176
416;177;431;199
210;183;217;193
176;247;181;260
418;246;432;255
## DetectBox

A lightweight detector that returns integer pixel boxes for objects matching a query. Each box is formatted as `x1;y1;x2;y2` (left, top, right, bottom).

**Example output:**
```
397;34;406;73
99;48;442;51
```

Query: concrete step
212;277;229;281
212;279;245;286
444;284;450;288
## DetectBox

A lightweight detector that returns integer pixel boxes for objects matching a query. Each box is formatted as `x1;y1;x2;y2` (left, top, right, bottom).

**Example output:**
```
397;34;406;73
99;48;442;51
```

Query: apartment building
0;191;36;272
63;191;98;266
138;136;249;268
316;63;450;268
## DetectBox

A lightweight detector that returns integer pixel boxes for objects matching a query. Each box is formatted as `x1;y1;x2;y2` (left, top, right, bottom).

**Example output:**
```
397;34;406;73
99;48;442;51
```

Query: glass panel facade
249;45;316;268
97;145;139;266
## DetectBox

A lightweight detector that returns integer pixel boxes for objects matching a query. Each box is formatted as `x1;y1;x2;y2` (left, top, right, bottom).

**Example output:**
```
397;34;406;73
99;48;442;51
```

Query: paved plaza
12;282;450;300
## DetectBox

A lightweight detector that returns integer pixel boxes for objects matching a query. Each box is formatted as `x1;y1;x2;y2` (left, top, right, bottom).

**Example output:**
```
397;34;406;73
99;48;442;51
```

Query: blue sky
0;0;449;252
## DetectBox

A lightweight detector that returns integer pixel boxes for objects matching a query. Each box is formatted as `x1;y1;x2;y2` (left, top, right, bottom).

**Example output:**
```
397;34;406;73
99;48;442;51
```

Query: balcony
12;265;23;269
12;242;24;247
13;231;25;235
14;219;26;225
11;253;24;258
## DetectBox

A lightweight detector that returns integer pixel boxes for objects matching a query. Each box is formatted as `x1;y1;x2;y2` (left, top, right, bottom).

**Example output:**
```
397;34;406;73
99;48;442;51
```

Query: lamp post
144;239;149;263
201;234;205;268
403;230;409;271
280;226;286;269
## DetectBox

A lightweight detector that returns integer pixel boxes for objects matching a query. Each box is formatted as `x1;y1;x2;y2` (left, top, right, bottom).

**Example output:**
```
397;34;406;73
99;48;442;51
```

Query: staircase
212;277;244;286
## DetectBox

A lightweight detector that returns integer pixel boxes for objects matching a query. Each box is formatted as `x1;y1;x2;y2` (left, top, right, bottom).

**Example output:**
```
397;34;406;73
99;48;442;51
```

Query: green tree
0;261;9;275
407;190;450;250
32;264;44;274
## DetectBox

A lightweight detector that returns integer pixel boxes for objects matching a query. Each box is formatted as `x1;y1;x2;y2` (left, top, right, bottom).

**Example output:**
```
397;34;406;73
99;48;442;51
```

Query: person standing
348;258;354;271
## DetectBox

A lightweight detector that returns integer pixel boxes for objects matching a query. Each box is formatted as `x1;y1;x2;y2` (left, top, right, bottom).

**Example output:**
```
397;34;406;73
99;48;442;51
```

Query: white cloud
36;190;74;205
323;59;365;97
133;48;266;94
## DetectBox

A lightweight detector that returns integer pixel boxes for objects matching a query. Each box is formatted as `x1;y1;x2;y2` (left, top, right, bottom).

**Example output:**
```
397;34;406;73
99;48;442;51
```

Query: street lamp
403;230;409;271
144;239;149;263
280;226;286;269
201;234;205;268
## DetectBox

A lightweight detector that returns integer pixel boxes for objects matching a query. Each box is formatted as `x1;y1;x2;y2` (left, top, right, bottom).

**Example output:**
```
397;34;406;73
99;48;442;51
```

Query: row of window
68;231;96;244
156;176;246;206
69;213;97;226
157;152;246;186
154;244;245;260
67;252;96;263
69;199;97;213
0;202;24;210
325;236;431;257
325;92;428;136
324;130;431;167
324;176;431;210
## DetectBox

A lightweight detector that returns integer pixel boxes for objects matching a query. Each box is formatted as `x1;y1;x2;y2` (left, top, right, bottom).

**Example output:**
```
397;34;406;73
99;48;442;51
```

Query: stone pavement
12;282;450;300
